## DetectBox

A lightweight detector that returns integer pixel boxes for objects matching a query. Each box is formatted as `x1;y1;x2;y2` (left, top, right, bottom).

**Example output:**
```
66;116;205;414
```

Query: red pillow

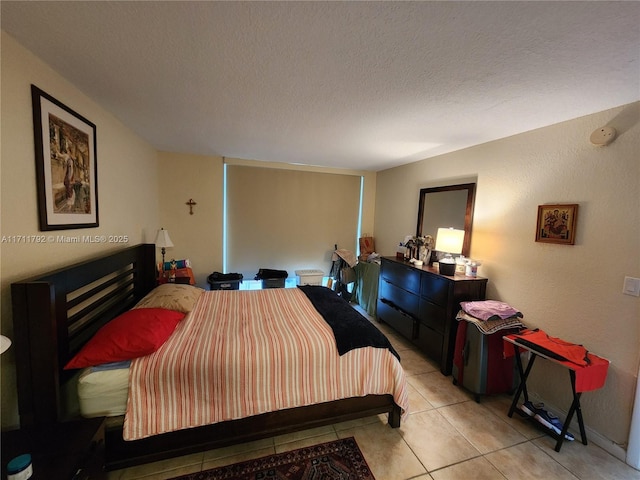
65;308;185;369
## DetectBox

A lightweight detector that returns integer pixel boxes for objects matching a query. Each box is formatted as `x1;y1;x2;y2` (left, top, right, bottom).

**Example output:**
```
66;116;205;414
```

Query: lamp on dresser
435;227;464;276
154;228;174;267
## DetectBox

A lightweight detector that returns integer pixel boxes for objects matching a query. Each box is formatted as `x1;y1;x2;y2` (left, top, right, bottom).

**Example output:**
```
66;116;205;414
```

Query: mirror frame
416;183;476;258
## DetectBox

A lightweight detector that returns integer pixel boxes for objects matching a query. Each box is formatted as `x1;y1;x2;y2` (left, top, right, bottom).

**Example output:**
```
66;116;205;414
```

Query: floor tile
337;420;427;480
399;409;481;472
386;331;418;352
438;400;527;454
407;371;470;408
332;413;383;431
125;465;202;480
484;442;579;479
405;381;435;414
273;424;335;446
117;452;203;480
479;394;548;440
201;446;275;472
106;470;122;480
533;436;640;480
275;431;339;453
398;349;440;376
430;456;507;480
202;437;274;462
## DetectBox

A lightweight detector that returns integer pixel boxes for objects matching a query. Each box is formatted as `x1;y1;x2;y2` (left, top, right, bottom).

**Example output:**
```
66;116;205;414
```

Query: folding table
503;331;609;452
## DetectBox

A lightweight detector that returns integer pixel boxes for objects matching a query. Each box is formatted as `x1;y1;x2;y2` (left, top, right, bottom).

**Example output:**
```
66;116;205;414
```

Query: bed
11;244;407;470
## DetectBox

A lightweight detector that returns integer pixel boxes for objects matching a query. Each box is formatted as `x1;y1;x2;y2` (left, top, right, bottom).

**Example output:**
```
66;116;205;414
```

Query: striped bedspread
123;288;408;440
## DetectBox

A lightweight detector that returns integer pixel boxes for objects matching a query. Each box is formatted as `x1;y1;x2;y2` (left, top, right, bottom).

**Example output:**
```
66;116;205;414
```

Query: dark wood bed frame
11;244;402;471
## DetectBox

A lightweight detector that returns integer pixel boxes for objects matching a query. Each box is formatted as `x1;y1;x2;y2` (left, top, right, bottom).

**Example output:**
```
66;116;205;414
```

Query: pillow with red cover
65;308;185;369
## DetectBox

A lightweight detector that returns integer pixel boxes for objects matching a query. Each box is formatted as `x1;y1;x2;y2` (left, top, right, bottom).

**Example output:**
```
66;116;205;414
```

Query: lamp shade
0;335;11;354
435;228;464;255
154;228;174;248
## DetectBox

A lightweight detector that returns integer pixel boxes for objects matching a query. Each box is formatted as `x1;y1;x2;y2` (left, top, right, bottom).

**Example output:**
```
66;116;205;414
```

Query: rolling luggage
452;320;519;402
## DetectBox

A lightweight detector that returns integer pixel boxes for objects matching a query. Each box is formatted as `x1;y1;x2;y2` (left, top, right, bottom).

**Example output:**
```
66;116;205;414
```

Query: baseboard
583;424;628;463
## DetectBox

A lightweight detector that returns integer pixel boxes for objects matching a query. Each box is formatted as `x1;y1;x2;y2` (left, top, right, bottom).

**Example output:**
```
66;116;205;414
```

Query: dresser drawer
418;299;447;334
420;273;449;306
379;279;420;318
381;260;421;295
415;322;443;362
377;300;417;340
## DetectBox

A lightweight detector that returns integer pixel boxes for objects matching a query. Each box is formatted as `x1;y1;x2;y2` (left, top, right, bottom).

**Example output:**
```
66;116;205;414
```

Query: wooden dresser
377;256;488;375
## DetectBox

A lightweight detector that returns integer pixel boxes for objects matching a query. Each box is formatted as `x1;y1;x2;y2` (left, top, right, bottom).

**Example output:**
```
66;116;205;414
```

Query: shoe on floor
534;407;575;441
520;401;544;417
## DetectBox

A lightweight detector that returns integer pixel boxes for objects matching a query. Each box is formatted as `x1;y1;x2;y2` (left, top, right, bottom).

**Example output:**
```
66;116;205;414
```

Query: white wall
0;32;160;428
374;103;640;457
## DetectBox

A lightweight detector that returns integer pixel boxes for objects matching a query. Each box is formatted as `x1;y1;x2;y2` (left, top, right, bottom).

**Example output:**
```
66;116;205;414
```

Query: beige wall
375;103;640;456
157;155;376;287
157;152;224;286
0;32;160;428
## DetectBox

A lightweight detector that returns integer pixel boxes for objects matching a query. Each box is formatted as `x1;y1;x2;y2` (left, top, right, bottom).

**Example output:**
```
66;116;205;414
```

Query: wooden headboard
11;244;156;427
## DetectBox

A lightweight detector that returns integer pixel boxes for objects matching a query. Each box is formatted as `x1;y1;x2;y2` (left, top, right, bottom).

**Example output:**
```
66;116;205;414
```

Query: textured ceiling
2;1;639;171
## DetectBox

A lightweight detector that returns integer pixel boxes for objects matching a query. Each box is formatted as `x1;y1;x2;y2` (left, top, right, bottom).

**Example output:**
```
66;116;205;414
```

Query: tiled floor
106;304;640;480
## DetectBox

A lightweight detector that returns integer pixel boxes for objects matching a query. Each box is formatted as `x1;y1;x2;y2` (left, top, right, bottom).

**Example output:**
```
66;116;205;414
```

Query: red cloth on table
510;329;590;366
503;330;609;393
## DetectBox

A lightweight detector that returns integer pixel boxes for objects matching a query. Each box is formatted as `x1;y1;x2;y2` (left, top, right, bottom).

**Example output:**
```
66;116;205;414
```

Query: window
225;164;361;279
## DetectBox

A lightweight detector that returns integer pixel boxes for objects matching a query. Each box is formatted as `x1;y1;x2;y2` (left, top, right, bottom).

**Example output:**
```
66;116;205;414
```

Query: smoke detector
590;126;617;146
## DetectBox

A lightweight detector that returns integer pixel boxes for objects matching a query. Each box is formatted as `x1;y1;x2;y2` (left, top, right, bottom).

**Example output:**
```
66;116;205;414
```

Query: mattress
78;361;130;418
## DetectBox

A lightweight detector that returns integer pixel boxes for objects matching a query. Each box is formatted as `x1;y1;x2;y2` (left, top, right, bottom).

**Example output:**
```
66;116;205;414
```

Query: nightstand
1;417;106;480
157;267;195;285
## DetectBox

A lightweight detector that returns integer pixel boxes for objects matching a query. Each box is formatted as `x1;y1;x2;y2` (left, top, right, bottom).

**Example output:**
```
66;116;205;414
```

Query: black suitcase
207;272;243;290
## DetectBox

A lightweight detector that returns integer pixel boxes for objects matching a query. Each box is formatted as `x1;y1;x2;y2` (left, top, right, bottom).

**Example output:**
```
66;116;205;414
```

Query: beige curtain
226;165;361;280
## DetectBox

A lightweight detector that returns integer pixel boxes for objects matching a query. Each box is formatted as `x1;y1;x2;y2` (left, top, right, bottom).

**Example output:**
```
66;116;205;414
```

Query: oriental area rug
170;437;376;480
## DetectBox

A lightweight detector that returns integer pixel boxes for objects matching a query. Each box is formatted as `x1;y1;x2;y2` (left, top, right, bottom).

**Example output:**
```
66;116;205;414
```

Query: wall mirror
416;183;476;257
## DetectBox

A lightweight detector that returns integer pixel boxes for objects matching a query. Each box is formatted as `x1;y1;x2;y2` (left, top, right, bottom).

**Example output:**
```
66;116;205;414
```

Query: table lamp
435;227;464;276
154;228;174;268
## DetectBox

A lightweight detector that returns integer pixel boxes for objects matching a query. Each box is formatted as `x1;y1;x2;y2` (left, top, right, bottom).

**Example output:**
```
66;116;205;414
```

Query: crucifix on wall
186;198;197;215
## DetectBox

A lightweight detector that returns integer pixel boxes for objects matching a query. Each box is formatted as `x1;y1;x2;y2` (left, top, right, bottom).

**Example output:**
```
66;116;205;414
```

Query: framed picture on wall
31;85;98;230
535;204;578;245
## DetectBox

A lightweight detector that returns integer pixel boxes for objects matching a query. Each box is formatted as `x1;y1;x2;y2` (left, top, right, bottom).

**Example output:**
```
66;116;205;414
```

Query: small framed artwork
31;85;98;230
535;204;578;245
